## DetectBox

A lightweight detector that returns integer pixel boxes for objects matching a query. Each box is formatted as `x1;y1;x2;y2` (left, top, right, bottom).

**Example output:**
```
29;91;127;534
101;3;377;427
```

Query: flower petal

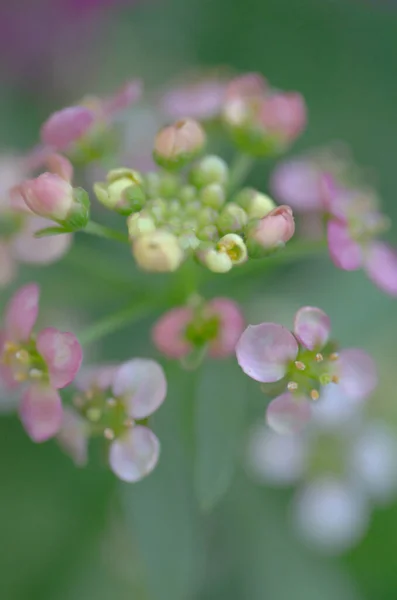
112;359;167;419
266;393;311;434
208;298;245;358
109;426;160;483
36;328;82;389
338;348;377;402
19;384;63;442
327;219;363;271
75;364;117;392
270;159;323;211
102;80;142;118
152;307;193;359
4;283;39;342
364;242;397;296
236;323;298;382
41;106;96;150
293;306;331;350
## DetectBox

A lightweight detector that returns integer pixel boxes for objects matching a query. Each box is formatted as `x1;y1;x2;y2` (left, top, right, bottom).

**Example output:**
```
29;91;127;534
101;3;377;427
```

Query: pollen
310;389;320;401
104;428;115;440
287;381;299;391
329;353;339;361
294;360;306;371
315;353;324;363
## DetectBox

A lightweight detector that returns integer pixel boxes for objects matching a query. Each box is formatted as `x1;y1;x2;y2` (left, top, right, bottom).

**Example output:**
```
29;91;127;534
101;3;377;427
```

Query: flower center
285;347;340;401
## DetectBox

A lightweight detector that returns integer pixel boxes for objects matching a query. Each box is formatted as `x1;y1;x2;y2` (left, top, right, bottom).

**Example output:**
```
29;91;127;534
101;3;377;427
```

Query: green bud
132;230;184;272
146;198;167;223
217;233;248;265
217;203;248;234
234;188;276;219
190;155;229;188
158;173;180;198
197;206;218;228
178;232;200;251
167;199;182;216
145;172;161;198
127;212;157;238
196;225;219;242
179;185;197;204
93;168;145;215
185;200;203;217
200;183;226;210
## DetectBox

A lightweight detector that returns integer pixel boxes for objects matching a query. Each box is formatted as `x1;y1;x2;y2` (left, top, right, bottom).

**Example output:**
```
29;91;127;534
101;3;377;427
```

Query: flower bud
158;173;180;198
190;155;229;188
217;233;248;265
200;183;226;209
179;185;197;204
94;168;145;215
200;246;233;273
153;119;206;170
19;173;75;222
197;206;218;228
196;225;219;242
246;205;295;257
127;212;156;238
234;188;276;219
45;153;73;182
217;203;248;234
132;230;184;272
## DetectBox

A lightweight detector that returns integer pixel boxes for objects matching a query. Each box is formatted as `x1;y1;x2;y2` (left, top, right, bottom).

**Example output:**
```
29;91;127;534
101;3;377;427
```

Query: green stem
228;154;255;193
83;220;130;245
79;299;153;346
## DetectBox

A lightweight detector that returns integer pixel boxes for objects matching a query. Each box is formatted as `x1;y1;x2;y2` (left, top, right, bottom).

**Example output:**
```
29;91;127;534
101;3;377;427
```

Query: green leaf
122;365;204;600
195;359;248;511
34;226;71;238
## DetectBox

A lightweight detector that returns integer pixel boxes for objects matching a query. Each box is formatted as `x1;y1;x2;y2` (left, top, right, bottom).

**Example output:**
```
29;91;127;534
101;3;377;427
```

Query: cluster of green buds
93;119;295;273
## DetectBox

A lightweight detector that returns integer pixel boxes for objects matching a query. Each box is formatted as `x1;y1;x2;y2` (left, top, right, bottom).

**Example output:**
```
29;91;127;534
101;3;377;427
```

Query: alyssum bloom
67;360;167;482
152;297;245;365
0;284;82;441
236;306;377;433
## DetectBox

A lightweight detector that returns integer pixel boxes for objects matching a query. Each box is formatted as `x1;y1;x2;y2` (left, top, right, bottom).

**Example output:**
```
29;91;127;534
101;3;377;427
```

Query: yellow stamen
310;389;320;401
294;361;306;371
315;353;324;363
104;428;115;440
287;381;298;391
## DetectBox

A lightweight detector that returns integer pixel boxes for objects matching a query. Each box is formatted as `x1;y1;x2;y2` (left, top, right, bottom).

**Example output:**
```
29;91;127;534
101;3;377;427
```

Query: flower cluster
0;284;82;441
271;148;397;295
247;385;397;553
60;360;166;482
236;306;377;433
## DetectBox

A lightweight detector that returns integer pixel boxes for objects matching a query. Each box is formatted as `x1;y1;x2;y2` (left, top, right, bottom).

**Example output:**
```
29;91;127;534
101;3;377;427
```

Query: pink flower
153;119;206;169
160;76;227;121
0;284;82;442
19;173;75;221
236;306;377;433
40;80;142;154
326;188;397;296
72;359;167;482
270;158;328;212
247;205;295;251
152;297;245;361
222;73;307;155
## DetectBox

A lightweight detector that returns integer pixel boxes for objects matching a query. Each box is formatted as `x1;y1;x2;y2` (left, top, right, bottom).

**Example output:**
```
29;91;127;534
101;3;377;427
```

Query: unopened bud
196;225;219;242
217;233;247;265
179;185;197;204
246;205;295;257
19;173;75;222
158;173;180;198
127;212;156;238
94;168;145;215
153;119;206;170
200;183;226;209
132;230;184;272
217;203;248;234
234;188;276;219
200;246;233;273
190;155;229;188
197;206;218;228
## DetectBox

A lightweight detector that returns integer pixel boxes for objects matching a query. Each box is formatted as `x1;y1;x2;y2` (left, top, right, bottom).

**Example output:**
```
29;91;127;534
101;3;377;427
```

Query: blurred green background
1;0;397;598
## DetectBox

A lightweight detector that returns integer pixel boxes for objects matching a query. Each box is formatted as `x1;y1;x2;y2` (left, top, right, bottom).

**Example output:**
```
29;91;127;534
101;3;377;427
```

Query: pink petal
4;283;39;342
338;348;377;402
109;426;160;482
75;364;117;392
19;383;63;442
152;307;193;359
112;359;167;419
270;159;324;212
11;216;72;265
294;306;331;351
266;393;312;434
57;406;88;466
208;298;245;357
40;106;96;150
161;79;226;120
327;219;363;271
102;80;142;118
364;242;397;296
36;328;83;389
45;153;74;182
236;323;298;382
